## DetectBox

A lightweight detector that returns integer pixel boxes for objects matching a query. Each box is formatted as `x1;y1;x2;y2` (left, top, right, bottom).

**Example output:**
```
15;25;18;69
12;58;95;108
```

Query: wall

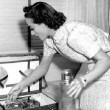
0;0;29;54
0;0;109;55
66;0;109;32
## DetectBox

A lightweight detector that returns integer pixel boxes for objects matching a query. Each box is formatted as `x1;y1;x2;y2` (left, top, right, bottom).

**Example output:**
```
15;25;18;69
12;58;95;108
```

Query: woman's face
25;18;49;41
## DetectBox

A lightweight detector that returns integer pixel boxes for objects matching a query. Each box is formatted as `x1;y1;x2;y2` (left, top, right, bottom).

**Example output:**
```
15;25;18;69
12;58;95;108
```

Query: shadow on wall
18;20;29;50
19;19;43;53
45;54;82;82
53;55;82;73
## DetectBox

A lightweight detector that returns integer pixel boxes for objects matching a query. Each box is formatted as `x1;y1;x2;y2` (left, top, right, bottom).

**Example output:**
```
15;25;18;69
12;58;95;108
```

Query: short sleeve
67;27;100;58
43;39;56;56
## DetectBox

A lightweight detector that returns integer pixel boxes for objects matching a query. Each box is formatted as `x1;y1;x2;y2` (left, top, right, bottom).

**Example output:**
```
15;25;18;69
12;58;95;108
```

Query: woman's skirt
80;63;110;110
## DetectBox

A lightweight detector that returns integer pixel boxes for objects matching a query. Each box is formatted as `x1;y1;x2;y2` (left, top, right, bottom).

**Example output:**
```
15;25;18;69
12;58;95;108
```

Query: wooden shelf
0;51;43;63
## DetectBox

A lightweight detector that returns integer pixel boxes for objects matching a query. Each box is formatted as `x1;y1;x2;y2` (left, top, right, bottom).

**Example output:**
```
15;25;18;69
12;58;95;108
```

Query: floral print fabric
43;21;110;63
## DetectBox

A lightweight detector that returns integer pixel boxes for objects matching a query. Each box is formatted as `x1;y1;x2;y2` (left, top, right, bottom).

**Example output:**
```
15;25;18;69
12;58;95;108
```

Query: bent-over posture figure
7;2;110;110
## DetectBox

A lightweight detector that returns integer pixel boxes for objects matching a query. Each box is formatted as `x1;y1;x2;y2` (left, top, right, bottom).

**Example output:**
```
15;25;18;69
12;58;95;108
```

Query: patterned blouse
43;21;110;63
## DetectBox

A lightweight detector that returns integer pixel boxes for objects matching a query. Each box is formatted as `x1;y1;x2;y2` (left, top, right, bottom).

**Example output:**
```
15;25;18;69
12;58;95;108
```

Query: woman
7;1;110;110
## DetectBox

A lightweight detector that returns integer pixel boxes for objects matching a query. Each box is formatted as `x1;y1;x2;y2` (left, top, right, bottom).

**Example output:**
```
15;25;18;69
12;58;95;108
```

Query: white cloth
80;52;110;110
43;21;110;110
43;21;110;63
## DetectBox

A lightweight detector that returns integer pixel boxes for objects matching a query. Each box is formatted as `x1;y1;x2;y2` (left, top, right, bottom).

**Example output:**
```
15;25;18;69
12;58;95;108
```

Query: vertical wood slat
108;0;110;33
66;0;109;32
97;0;109;32
85;0;97;26
67;0;87;22
28;0;32;52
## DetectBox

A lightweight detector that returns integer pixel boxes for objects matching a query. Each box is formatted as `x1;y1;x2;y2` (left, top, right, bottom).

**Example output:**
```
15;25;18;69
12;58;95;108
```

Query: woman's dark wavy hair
23;1;66;30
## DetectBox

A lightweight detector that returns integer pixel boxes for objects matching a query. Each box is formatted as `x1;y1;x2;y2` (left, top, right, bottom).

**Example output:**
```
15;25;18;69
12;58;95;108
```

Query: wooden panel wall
67;0;109;32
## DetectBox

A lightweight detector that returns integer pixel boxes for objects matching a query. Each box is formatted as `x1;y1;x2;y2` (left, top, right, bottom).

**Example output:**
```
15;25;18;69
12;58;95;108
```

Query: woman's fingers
67;79;83;98
67;85;81;98
7;85;21;101
7;89;15;101
11;92;18;101
68;88;77;97
74;88;82;99
67;83;76;94
7;92;19;102
69;80;75;88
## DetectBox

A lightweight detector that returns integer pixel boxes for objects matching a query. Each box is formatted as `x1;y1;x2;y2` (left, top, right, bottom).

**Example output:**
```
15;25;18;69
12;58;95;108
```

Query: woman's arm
7;54;54;101
84;49;110;84
20;54;54;87
67;49;110;99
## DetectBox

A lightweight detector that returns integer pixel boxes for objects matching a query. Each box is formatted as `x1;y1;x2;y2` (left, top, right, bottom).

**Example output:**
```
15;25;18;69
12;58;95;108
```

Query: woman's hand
67;78;84;99
7;83;24;102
